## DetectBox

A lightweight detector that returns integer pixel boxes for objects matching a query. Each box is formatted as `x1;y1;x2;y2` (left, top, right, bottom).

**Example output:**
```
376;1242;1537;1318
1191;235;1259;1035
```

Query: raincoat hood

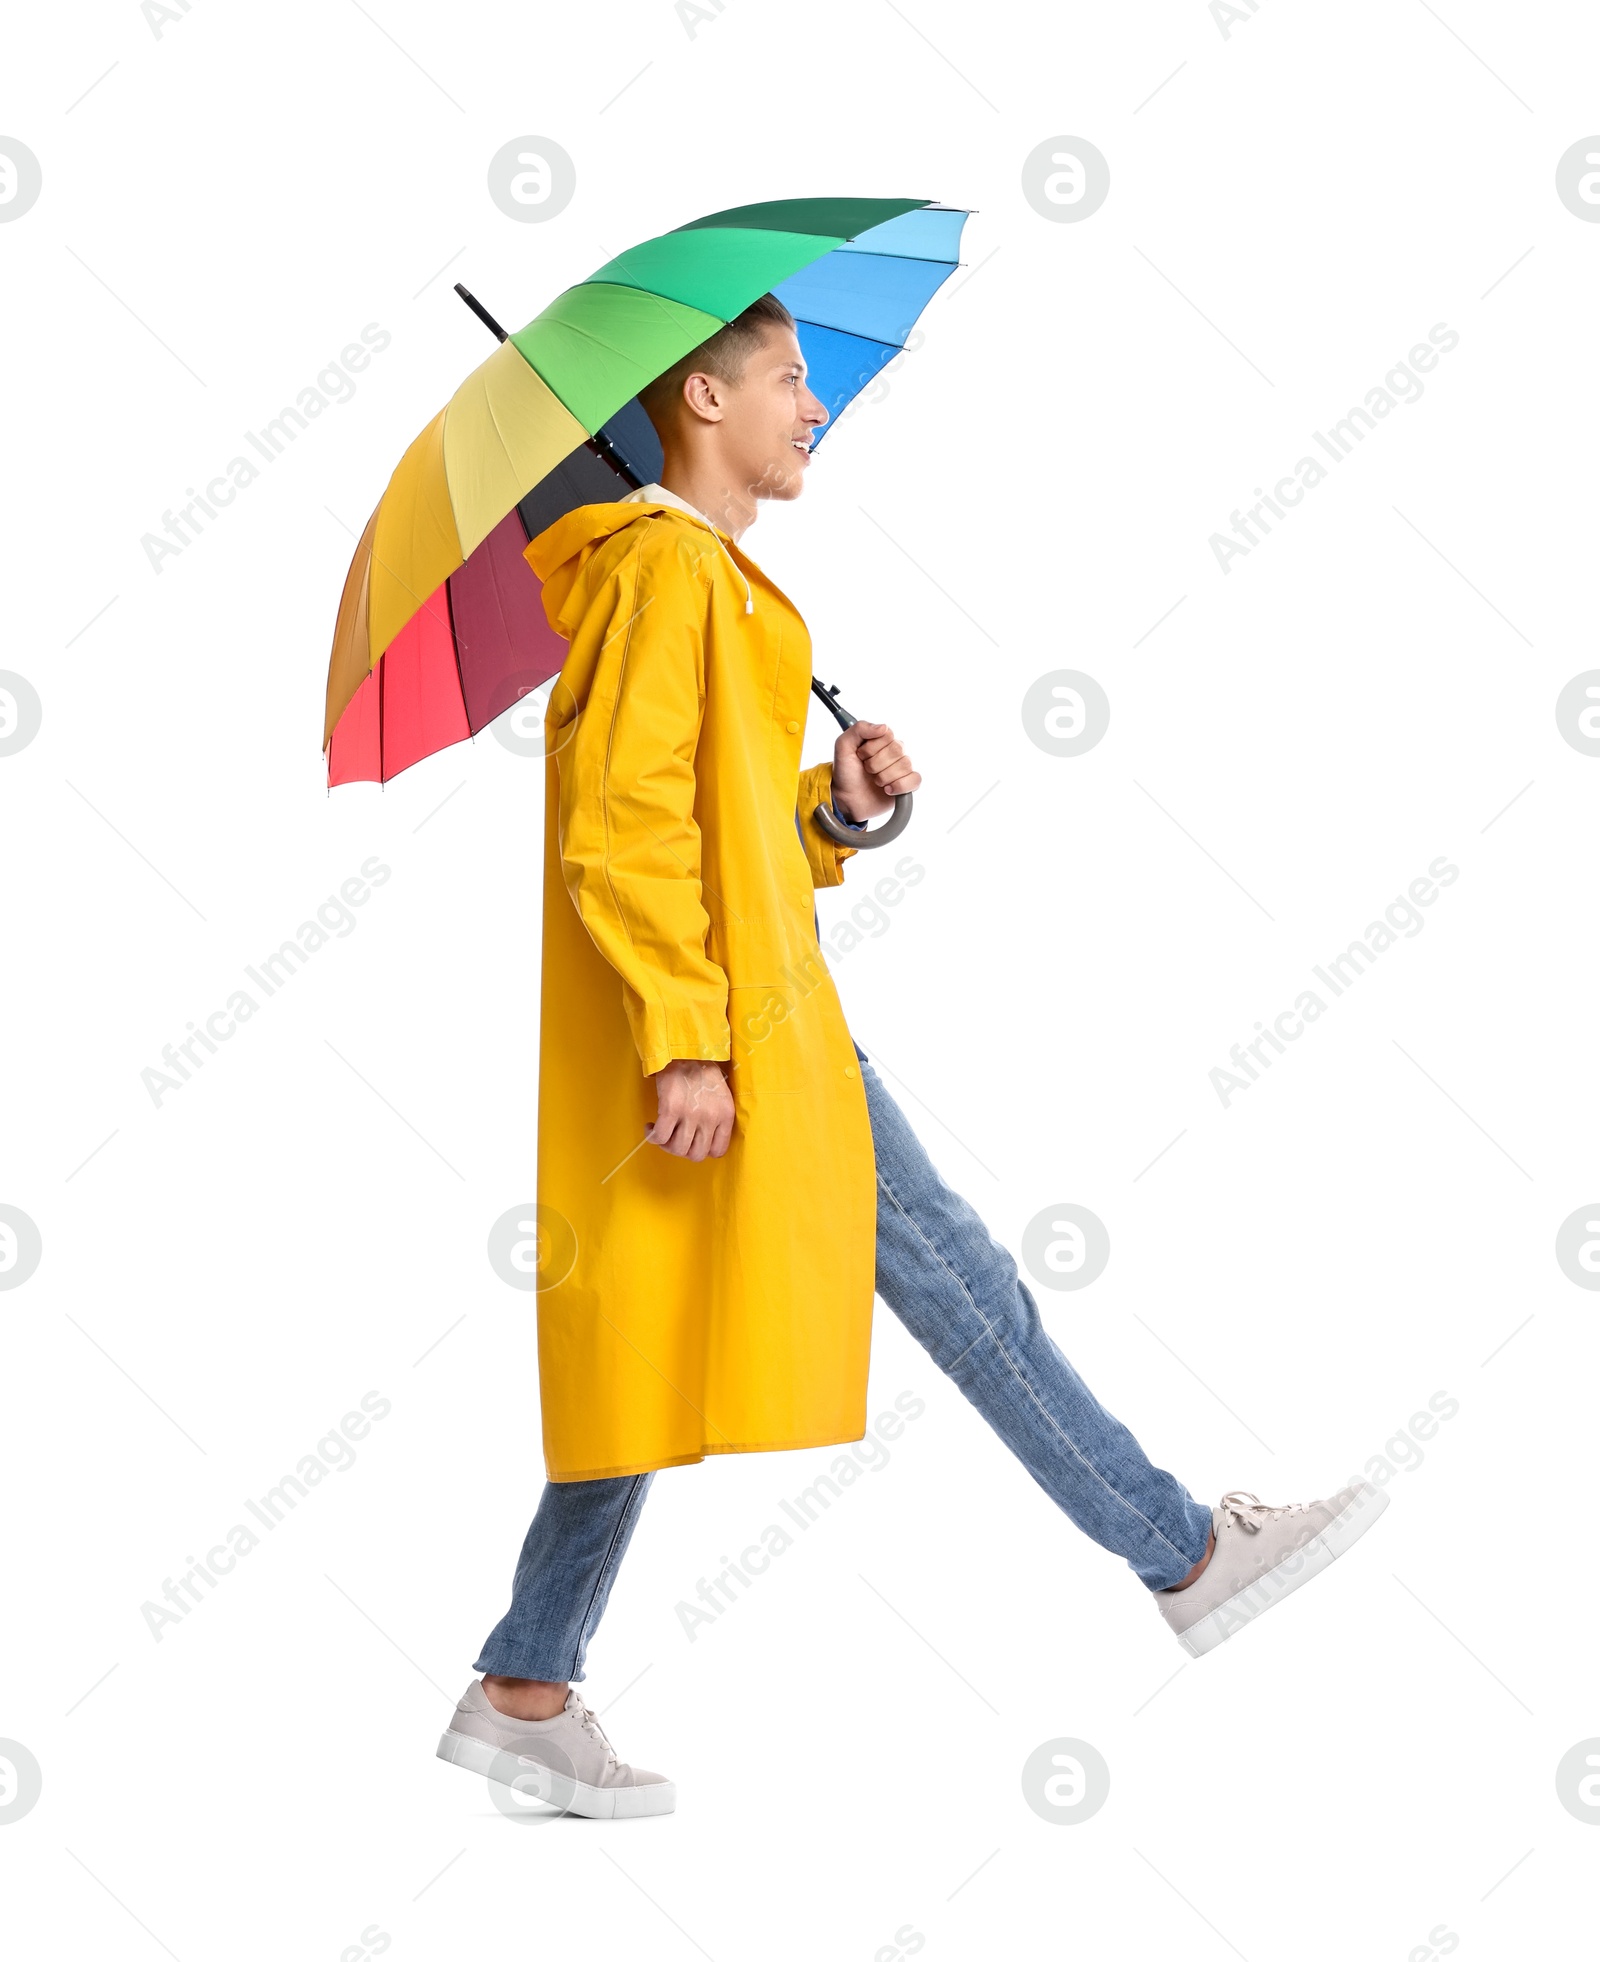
525;490;754;638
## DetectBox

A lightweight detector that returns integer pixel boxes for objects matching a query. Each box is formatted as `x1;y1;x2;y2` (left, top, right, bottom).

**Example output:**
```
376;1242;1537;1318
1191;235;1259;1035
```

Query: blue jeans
474;1043;1212;1682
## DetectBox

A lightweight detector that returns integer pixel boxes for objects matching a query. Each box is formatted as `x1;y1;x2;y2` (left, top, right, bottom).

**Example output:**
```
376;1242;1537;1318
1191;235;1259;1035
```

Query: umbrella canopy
323;195;970;786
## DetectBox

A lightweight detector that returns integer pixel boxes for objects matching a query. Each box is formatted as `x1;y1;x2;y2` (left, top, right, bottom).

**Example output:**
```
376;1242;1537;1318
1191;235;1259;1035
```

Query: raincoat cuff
632;999;732;1078
797;763;859;889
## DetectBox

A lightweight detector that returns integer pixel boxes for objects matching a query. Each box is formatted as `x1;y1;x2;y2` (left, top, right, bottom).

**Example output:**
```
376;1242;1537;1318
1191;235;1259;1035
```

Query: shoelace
1219;1490;1310;1533
566;1692;621;1772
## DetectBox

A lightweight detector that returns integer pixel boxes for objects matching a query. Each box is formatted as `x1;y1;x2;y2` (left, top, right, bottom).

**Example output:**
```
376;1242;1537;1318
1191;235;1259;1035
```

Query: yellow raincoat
525;492;876;1481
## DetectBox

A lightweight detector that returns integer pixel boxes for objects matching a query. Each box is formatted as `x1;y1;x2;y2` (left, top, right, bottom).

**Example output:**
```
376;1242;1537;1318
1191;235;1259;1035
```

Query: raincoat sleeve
795;763;860;889
553;537;730;1077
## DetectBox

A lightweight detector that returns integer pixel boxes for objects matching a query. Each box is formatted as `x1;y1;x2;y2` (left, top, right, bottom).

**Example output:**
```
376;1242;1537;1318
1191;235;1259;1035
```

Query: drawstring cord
695;515;754;613
625;485;756;613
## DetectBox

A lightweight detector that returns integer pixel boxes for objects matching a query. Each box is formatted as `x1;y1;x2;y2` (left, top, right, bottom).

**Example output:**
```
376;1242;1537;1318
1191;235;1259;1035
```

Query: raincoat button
785;719;800;733
844;1064;857;1078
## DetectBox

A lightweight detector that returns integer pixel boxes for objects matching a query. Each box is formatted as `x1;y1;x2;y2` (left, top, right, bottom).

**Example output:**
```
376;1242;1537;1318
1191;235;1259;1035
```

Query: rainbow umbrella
323;195;970;787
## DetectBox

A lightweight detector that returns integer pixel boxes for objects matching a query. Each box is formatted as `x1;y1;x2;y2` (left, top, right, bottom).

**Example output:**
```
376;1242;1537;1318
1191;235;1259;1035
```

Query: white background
4;2;1598;1956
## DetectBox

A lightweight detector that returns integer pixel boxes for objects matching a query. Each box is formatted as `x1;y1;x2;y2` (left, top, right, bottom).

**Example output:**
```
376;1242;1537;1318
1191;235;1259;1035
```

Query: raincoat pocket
727;975;831;1102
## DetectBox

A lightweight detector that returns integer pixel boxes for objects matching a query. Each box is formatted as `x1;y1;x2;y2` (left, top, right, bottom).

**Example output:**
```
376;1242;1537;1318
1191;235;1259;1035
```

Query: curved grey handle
812;791;914;849
807;675;914;850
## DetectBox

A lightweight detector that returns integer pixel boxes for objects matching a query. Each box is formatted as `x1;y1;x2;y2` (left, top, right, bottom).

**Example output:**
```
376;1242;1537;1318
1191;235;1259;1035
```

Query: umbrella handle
812;791;913;848
807;674;914;849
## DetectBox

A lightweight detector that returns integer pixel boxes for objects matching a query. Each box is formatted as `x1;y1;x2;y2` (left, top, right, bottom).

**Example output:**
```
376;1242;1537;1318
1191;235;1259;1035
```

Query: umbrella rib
377;617;386;782
524;281;726;352
442;570;472;736
788;319;901;349
464;374;555;549
821;248;966;269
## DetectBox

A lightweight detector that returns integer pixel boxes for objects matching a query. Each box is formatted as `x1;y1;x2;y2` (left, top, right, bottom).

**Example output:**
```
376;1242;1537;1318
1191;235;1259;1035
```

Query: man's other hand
647;1059;735;1160
831;721;921;823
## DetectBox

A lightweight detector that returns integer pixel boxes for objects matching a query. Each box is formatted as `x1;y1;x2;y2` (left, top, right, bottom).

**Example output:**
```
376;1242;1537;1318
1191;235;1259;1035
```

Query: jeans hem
1139;1501;1216;1592
472;1653;588;1686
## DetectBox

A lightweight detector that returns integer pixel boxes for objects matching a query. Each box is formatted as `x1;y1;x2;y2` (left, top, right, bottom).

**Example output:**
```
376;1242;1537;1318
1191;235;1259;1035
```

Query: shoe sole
436;1728;676;1819
1177;1483;1391;1658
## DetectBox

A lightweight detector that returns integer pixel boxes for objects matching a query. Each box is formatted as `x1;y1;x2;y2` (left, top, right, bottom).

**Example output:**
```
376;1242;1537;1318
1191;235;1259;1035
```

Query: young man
437;295;1388;1819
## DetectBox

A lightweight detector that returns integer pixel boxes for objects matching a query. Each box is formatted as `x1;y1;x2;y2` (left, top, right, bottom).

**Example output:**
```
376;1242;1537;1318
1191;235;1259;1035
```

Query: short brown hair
637;293;796;436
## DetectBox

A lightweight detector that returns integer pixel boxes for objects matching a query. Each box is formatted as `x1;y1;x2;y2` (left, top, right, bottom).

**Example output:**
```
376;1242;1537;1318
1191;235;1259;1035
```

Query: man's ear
681;370;725;424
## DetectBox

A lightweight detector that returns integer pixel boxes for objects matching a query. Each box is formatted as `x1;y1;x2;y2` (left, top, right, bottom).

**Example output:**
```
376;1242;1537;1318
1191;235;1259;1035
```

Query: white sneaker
437;1680;676;1819
1154;1482;1389;1657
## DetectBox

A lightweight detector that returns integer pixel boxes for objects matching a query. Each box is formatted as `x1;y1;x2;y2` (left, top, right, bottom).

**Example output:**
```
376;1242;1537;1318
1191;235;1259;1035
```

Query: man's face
719;324;829;503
